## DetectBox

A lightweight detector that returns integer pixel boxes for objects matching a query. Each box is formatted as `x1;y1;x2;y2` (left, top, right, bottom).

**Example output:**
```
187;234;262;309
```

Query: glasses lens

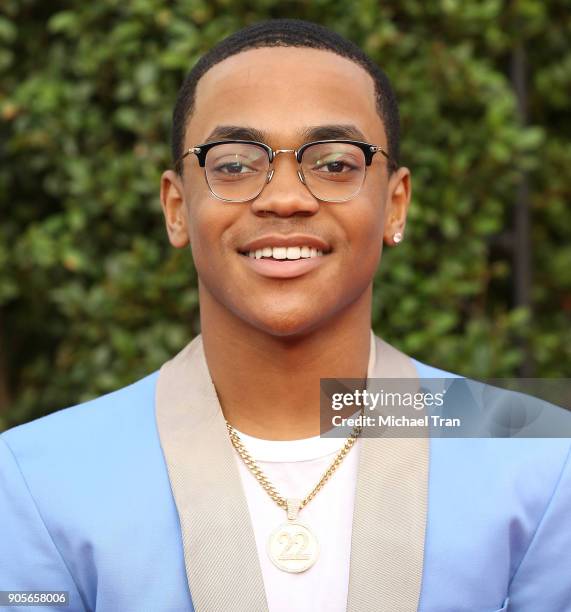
205;143;269;202
301;142;366;202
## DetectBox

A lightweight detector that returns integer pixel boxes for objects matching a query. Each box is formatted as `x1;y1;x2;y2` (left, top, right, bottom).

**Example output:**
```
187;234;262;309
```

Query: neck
200;287;373;440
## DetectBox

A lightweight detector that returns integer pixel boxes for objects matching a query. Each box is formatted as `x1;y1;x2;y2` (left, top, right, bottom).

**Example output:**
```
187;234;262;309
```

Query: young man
1;18;570;612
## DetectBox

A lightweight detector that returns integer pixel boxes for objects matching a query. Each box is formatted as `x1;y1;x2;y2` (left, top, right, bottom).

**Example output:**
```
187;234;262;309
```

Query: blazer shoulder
1;370;160;460
409;358;571;474
411;357;462;379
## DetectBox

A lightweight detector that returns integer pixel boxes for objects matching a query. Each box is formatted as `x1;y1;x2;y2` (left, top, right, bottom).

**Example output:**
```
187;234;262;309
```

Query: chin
243;305;329;339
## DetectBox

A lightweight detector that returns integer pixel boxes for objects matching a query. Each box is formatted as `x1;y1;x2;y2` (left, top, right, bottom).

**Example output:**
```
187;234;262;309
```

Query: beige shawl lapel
155;332;428;612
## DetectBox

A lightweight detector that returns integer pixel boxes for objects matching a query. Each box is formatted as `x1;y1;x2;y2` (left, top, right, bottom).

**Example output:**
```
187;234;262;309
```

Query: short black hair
171;18;400;174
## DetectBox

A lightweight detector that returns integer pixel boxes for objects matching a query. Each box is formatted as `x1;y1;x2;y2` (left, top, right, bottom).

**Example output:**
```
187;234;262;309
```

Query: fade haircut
171;18;400;174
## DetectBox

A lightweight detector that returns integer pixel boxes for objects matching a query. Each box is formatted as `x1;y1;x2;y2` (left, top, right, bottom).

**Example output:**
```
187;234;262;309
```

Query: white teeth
286;246;301;260
244;245;328;259
272;247;287;259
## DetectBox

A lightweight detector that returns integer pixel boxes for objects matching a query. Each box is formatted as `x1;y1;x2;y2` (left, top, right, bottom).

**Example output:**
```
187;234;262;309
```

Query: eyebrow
202;124;369;145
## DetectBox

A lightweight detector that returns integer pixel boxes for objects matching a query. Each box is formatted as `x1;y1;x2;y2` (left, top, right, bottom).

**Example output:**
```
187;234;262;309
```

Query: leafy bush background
1;0;570;430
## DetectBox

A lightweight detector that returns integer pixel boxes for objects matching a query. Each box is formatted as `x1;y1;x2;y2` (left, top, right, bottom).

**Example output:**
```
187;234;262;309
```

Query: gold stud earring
393;232;403;244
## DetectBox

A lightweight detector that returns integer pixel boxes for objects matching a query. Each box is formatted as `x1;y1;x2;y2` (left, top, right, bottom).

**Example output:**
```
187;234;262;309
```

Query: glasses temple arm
370;145;398;170
174;147;202;171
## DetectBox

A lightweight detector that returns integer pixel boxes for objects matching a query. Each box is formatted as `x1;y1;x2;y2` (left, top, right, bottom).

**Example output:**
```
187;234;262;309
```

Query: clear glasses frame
175;139;395;203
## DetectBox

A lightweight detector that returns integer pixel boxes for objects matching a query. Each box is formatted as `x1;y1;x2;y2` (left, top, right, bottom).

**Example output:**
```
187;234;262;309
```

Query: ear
160;170;190;248
383;167;412;246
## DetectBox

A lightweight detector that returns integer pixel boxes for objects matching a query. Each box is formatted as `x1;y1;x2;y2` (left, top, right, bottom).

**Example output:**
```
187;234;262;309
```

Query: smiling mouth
238;246;331;260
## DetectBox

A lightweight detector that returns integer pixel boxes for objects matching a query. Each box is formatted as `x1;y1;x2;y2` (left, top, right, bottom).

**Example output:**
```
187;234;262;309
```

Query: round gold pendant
267;521;319;573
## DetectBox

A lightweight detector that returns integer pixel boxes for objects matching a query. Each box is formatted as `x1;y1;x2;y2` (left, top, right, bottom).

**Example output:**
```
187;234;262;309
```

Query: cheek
186;196;235;269
337;197;385;269
354;182;386;263
187;211;213;272
345;223;383;289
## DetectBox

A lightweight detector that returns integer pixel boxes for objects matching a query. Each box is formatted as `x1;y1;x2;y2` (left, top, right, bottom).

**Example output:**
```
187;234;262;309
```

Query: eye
212;158;258;175
303;145;364;176
207;144;269;179
314;158;358;174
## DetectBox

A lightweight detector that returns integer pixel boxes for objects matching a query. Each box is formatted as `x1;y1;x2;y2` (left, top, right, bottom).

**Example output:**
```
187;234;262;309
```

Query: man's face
161;47;410;337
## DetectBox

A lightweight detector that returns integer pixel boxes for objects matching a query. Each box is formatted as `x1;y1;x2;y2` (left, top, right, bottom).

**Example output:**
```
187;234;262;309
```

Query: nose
250;151;320;217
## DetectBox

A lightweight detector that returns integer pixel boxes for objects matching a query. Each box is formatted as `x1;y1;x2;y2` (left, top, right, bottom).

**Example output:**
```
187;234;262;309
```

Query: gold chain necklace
225;415;363;573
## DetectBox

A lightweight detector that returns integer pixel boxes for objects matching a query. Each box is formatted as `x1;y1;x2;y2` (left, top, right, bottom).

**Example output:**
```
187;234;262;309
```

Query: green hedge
1;0;570;430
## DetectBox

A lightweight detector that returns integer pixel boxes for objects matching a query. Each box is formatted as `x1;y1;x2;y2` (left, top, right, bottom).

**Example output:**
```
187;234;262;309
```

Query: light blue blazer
1;334;570;612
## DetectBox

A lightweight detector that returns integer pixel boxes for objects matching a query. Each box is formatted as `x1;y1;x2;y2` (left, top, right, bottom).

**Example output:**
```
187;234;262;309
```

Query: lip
238;233;331;254
239;252;329;279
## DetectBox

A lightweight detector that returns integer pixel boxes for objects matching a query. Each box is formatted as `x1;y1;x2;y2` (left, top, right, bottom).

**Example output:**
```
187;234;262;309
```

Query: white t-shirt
232;333;376;612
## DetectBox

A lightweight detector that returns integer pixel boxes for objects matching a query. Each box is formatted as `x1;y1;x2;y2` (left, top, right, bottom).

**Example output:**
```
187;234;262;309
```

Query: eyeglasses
175;139;395;203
